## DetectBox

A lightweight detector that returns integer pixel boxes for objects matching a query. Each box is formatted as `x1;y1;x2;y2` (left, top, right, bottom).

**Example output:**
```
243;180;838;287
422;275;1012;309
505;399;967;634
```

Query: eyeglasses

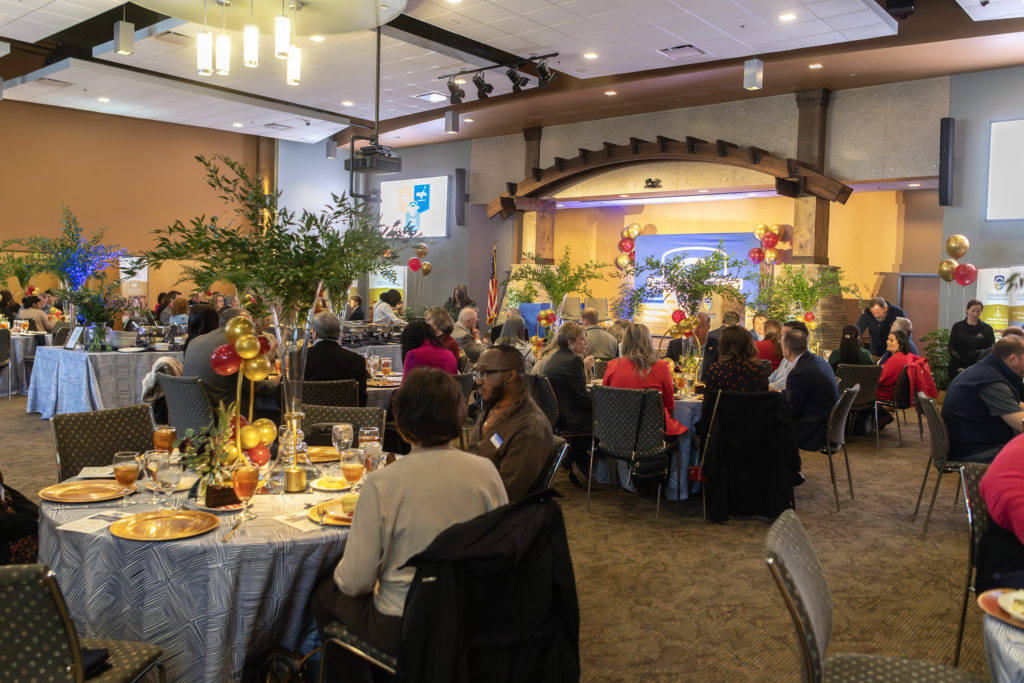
473;368;514;381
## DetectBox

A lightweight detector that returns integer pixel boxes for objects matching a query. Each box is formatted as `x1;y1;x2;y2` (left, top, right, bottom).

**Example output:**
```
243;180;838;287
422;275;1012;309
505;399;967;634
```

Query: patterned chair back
834;364;882;409
525;374;559;430
918;394;951;472
0;327;9;364
961;462;991;565
759;359;772;375
454;373;477;402
301;405;387;437
303;380;359;407
592;386;666;460
823;384;859;453
533;436;569;494
51;404;155;482
890;365;912;409
158;375;215;436
593;359;608;380
0;564;82;681
765;509;833;683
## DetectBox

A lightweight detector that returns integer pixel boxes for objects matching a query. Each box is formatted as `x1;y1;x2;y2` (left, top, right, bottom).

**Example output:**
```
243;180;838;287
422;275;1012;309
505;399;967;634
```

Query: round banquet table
591;394;703;500
39;491;348;682
1;331;51;395
984;613;1024;680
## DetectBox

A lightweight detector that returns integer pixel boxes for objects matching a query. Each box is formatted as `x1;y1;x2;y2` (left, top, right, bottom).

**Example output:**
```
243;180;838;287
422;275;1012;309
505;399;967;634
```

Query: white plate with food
310;475;355;493
116;347;146;353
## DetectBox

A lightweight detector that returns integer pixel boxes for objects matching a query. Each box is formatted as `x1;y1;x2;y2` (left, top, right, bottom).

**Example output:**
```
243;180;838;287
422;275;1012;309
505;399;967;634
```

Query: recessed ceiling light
619;194;629;198
454;78;466;85
604;90;617;96
779;12;796;21
446;0;462;3
808;63;823;69
697;189;709;193
97;96;110;103
341;100;354;107
582;52;598;60
417;92;448;103
310;35;325;42
464;118;474;122
232;122;243;128
908;183;921;187
380;4;388;9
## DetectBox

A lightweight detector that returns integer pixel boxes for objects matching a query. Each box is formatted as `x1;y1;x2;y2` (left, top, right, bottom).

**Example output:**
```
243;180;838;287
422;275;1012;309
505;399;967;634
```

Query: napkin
82;647;111;678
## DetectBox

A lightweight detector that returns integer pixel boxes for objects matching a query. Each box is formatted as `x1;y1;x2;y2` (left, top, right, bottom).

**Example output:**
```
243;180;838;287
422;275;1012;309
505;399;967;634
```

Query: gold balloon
420;261;432;276
615;254;631;270
769;224;782;236
627;224;642;239
945;234;969;259
679;320;693;334
222;442;240;464
669;324;684;339
243;354;272;382
938;259;958;282
754;224;768;240
807;320;818;330
239;425;261;450
224;317;254;345
234;334;260;360
414;242;429;258
764;248;779;264
252;417;277;445
621;226;633;240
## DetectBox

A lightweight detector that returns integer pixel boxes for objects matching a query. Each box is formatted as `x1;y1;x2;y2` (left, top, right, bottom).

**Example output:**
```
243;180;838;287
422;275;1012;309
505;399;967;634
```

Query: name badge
490;433;503;449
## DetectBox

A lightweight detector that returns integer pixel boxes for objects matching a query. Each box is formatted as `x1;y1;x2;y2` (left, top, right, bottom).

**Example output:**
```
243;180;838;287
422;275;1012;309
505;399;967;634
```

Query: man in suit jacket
304;312;368;406
664;311;717;380
452;307;487;369
782;329;838;453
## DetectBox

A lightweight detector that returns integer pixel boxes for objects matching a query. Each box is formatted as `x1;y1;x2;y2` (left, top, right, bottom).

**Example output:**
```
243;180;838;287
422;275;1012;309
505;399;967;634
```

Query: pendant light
243;0;258;67
196;0;213;76
215;2;230;75
286;3;300;85
274;0;290;59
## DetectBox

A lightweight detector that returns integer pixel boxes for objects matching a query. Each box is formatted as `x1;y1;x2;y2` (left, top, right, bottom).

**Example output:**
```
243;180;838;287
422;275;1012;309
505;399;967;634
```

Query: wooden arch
485;135;853;219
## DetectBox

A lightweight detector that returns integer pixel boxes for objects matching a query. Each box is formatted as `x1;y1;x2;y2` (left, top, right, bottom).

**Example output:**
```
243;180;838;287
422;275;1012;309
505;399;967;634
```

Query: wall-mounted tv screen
379;175;450;237
987;119;1024;220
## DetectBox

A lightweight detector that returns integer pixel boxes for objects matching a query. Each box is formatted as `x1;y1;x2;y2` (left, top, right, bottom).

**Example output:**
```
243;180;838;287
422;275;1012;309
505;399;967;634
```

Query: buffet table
40;492;348;682
26;347;182;419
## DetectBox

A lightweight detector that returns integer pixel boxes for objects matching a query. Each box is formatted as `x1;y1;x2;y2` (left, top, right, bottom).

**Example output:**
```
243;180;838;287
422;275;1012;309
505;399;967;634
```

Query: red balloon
258;335;271;355
954;263;978;286
682;331;693;339
748;247;765;264
246;444;271;466
761;233;779;250
408;257;421;272
546;312;557;324
671;310;685;323
210;344;243;376
229;414;249;437
803;312;815;322
618;238;635;253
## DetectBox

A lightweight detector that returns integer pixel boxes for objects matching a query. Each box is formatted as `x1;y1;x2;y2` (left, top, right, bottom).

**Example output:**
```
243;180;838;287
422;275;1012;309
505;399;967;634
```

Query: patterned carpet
1;397;989;682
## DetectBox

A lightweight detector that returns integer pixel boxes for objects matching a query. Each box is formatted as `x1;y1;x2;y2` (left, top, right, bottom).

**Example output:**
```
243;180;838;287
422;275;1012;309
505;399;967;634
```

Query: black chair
875;365;923;447
593;359;608;380
915;393;972;532
0;327;10;400
834;363;883;446
51;404;155;482
51;322;72;348
818;385;859;512
454;373;476;402
589;386;672;520
525;374;559;431
954;462;990;667
319;623;396;681
533;436;569;494
765;510;982;683
157;374;215;436
1;564;166;682
303;379;359;407
302;405;387;446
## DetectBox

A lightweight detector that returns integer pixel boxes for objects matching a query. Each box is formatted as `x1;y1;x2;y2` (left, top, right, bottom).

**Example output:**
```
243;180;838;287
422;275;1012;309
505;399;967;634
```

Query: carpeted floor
1;396;989;682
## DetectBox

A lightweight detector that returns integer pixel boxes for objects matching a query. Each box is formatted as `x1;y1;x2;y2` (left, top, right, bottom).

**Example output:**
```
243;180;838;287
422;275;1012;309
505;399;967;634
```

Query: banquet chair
0;327;10;400
559;296;582;321
302;379;359;407
0;564;166;683
51;404;156;482
593;359;608;380
302;405;386;446
915;393;972;532
319;623;397;680
51;323;72;348
817;384;859;512
584;297;611;322
454;373;476;402
525;374;559;430
954;463;990;667
533;436;569;494
589;386;671;520
765;510;982;683
875;365;922;448
834;363;882;445
157;375;215;436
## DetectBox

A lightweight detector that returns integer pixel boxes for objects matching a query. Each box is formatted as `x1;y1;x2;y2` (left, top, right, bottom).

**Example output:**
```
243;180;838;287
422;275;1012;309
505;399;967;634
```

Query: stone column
792;88;830;266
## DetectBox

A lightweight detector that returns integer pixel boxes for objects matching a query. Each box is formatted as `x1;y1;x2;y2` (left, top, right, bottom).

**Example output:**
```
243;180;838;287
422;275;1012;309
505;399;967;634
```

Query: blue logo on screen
413;184;430;212
995;275;1006;291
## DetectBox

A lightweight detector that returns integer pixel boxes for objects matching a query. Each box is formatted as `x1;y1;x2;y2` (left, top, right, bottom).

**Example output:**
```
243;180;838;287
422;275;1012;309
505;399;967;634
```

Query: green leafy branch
504;246;610;310
630;240;749;316
0;252;45;289
753;264;859;320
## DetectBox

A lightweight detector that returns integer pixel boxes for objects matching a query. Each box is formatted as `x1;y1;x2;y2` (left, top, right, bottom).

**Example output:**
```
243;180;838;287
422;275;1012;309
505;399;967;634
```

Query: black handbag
628;393;670;487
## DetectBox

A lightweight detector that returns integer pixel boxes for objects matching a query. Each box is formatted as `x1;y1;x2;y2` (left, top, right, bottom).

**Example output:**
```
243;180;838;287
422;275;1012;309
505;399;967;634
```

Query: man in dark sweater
304;312;368;406
855;297;907;359
942;336;1024;463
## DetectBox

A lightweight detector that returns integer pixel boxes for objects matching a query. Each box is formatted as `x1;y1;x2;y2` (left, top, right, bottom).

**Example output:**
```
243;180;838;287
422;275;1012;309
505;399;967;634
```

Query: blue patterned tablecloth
0;332;50;395
40;493;348;682
984;613;1024;681
26;347;181;419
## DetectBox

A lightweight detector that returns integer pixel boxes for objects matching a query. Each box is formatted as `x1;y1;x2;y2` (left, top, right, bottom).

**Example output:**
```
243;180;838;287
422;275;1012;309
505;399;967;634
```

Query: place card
78;466;115;478
58;511;131;535
273;513;321;533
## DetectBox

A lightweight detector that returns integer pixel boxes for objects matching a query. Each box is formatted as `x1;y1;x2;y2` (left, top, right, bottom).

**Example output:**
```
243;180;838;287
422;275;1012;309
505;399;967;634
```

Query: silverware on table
221;519;244;543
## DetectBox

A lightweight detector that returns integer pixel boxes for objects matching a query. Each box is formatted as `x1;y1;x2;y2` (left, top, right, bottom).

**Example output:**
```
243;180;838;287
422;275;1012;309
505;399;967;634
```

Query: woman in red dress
603;323;686;437
876;329;919;401
753;319;784;371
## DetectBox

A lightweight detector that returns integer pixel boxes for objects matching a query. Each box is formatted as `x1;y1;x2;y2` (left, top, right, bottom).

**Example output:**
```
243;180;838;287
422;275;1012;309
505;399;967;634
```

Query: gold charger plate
307;500;355;526
39;481;135;503
109;509;219;541
308;446;341;463
367;380;400;388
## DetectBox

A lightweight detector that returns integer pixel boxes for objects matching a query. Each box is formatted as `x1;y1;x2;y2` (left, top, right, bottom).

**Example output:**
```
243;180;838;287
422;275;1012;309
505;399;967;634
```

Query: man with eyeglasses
468;345;554;501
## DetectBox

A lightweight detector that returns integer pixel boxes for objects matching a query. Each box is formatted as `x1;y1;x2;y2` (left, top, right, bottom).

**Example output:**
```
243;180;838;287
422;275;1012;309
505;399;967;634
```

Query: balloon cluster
537;308;557;328
937;235;976;286
748;224;785;265
668;314;700;340
615;223;642;270
211;317;274;382
803;310;818;331
223;415;277;467
529;335;544;357
408;243;433;276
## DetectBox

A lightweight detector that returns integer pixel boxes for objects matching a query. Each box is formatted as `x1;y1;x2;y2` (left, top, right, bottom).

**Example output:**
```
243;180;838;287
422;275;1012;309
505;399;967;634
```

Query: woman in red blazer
603;323;686;436
877;329;920;401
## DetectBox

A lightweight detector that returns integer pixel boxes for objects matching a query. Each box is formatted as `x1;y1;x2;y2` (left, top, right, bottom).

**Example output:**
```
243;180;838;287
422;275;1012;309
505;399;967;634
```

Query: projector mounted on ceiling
345;143;402;174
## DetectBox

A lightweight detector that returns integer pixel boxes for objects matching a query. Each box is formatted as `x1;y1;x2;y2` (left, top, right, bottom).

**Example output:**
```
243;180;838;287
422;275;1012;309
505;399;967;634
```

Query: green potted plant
630;240;749;319
921;328;952;394
60;279;137;350
504;246;610;319
752;264;858;321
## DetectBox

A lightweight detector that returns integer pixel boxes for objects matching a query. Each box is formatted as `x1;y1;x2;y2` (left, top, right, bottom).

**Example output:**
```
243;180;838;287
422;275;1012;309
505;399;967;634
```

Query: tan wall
0;100;258;301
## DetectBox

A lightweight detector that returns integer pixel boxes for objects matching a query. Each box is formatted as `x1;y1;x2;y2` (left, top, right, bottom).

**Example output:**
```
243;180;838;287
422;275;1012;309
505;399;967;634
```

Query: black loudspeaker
939;117;954;206
454;168;467;226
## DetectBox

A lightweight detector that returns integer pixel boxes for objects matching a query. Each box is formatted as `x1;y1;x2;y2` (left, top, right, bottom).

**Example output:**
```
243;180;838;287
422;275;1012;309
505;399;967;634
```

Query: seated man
452;307;486;368
768;320;810;391
469;345;554;501
304;311;368;406
582;307;618;361
311;368;507;674
942;336;1024;463
782;329;837;479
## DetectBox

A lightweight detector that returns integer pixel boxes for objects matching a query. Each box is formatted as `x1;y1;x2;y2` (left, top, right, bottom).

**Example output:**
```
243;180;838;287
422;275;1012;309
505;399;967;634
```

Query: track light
114;20;134;55
536;60;555;87
743;58;763;91
447;77;465;104
506;67;529;93
472;72;493;99
445;110;459;134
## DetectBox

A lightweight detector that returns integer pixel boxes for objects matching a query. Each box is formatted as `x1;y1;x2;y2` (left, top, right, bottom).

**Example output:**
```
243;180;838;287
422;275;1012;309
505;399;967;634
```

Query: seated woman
828;324;873;372
372;289;407;327
181;304;219;352
1;470;38;565
401;320;457;376
703;325;770;393
167;296;189;326
753;319;784;372
425;306;460;363
977;434;1024;592
603;323;685;438
17;295;53;332
495;316;535;373
310;368;508;670
876;329;920;402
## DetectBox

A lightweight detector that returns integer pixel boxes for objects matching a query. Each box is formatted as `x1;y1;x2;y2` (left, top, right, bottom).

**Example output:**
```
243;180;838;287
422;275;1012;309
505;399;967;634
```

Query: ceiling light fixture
275;0;290;59
582;51;598;60
341;100;354;107
604;90;617;96
417;92;447;103
743;58;763;91
197;0;213;76
286;4;300;85
447;77;465;104
445;110;459;134
243;0;258;67
310;35;325;42
908;182;921;187
232;121;243;127
536;59;556;87
97;96;110;102
472;72;493;99
464;118;473;122
506;67;529;93
326;139;338;159
779;12;796;21
808;63;822;69
114;13;134;56
215;2;230;75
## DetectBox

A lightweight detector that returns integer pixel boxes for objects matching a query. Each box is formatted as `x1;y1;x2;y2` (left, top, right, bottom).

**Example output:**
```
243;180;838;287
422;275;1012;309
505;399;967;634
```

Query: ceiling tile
779;18;833;38
487;14;545;34
804;0;873;19
823;8;882;30
456;2;517;24
524;4;585;25
490;0;553;12
794;30;844;47
839;24;890;40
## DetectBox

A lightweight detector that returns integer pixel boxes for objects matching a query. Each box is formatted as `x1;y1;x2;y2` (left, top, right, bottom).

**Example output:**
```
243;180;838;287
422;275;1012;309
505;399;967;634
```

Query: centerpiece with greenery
59;279;137;350
753;264;858;322
504;246;610;325
0;253;45;293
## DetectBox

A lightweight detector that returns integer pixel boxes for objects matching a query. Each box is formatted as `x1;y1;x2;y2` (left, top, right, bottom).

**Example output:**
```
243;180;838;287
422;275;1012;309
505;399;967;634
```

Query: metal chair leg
894;408;903;447
874;404;879;448
923;469;944;532
954;563;973;666
586;436;595;513
826;451;840;512
953;476;961;507
917;409;924;442
843;443;854;499
913;461;932;518
654;482;661;522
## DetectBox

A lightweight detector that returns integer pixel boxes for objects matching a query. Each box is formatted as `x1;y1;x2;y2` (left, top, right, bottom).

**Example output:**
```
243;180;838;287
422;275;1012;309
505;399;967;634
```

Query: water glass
380;357;392;376
369;355;381;377
332;423;354;452
112;451;140;508
357;426;380;448
155;460;183;509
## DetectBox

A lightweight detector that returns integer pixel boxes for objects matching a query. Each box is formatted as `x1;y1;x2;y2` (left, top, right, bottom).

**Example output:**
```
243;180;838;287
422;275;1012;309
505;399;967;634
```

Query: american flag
486;242;498;325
